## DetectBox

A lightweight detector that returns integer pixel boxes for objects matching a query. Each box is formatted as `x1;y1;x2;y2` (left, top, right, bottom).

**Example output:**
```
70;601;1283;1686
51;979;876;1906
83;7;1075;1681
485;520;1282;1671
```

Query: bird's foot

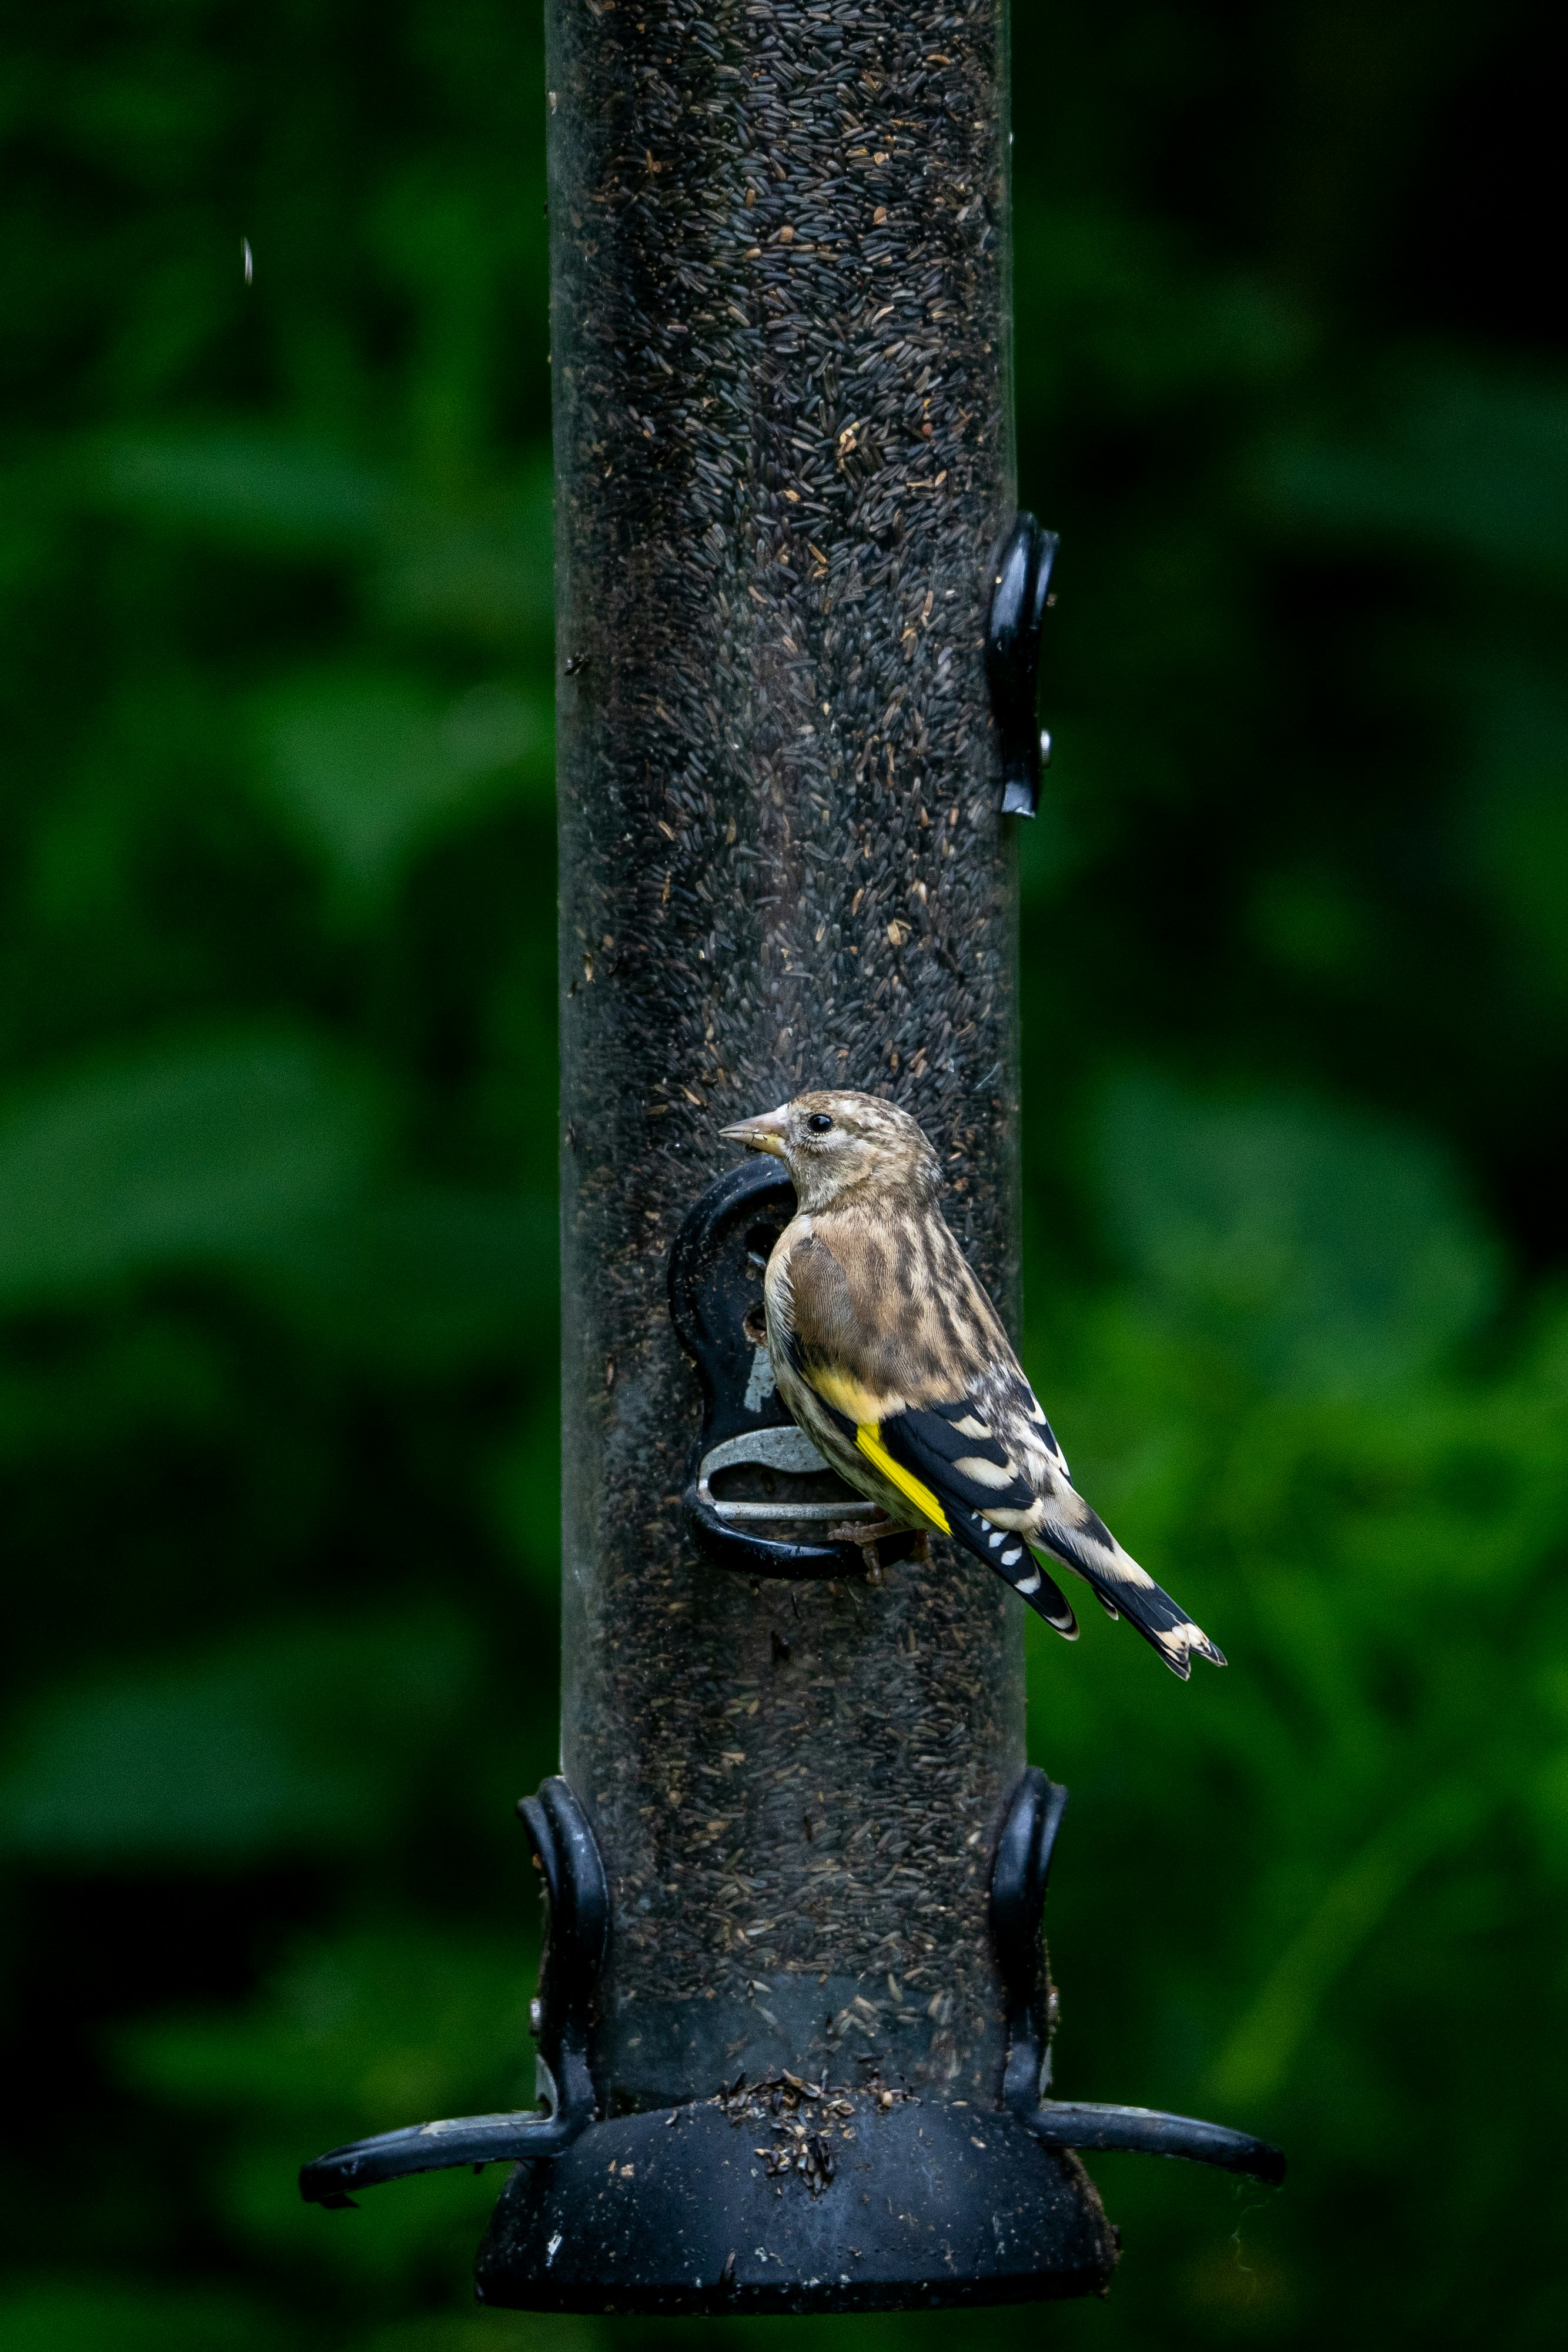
827;1515;918;1582
827;1515;902;1548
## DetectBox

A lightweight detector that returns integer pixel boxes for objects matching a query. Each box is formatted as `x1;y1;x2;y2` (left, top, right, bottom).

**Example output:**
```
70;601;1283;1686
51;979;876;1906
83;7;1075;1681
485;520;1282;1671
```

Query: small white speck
242;238;253;285
546;2230;563;2266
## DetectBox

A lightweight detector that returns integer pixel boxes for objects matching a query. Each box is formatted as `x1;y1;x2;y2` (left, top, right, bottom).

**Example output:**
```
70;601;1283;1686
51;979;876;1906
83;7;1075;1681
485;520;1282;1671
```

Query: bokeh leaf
1261;361;1568;584
0;1032;383;1312
372;458;555;650
250;1186;556;1373
1462;676;1568;1011
119;1924;536;2126
1095;1075;1502;1394
119;1926;539;2290
1209;1776;1490;2103
89;430;394;556
0;2282;287;2352
0;1613;477;1867
253;673;552;900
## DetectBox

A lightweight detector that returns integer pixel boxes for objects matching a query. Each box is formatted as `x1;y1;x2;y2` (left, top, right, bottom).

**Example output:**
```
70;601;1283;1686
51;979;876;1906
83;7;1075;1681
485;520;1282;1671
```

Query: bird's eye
807;1112;833;1134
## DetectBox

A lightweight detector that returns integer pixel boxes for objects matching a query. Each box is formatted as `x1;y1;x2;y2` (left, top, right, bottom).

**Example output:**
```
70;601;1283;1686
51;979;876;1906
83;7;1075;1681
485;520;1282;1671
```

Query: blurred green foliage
1;4;1564;2350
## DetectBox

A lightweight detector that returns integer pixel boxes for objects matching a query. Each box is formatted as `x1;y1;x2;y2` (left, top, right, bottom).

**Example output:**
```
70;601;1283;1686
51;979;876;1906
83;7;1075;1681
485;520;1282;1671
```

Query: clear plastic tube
548;0;1024;2113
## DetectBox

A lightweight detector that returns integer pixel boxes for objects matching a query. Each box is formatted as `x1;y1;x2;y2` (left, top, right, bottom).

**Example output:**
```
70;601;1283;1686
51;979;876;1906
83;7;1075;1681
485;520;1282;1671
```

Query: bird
718;1089;1224;1680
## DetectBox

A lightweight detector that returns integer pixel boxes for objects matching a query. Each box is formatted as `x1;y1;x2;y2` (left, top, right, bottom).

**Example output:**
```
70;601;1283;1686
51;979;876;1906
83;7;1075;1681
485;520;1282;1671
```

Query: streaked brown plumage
720;1088;1223;1679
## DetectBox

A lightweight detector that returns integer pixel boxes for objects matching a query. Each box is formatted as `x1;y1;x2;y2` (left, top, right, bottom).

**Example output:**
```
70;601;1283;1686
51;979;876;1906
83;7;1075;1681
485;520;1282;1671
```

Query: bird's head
720;1089;942;1215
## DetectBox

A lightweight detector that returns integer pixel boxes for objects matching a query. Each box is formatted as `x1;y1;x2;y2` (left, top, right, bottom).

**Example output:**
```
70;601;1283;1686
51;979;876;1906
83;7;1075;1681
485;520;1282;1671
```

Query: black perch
300;0;1281;2308
985;512;1058;818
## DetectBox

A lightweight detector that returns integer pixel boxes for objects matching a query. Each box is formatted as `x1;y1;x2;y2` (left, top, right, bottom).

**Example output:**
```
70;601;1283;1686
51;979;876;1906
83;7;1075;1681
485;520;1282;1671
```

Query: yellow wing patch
856;1423;951;1536
809;1362;895;1426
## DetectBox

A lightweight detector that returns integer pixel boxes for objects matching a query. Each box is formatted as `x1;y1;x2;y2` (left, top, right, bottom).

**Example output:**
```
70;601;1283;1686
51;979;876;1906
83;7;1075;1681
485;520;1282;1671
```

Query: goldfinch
719;1090;1224;1680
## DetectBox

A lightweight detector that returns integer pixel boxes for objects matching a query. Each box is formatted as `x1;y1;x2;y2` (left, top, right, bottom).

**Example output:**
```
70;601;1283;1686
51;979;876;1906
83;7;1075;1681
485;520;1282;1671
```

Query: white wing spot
955;1455;1018;1491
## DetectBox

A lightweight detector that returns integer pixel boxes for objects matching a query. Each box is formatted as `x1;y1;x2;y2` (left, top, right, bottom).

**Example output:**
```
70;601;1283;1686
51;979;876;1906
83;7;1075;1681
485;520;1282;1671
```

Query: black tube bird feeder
300;0;1282;2310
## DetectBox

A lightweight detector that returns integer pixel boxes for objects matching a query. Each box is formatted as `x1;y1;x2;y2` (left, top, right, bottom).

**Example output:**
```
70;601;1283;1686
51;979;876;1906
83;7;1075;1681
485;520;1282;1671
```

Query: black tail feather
1035;1523;1225;1678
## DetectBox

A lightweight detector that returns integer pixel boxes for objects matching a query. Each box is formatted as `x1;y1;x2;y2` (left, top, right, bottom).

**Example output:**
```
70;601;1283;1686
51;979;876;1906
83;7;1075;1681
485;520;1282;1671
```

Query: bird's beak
720;1104;790;1160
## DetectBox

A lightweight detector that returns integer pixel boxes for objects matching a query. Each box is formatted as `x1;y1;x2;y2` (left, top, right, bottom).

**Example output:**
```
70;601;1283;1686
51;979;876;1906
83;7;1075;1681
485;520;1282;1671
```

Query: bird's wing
861;1397;1082;1638
776;1229;1079;1638
781;1223;1224;1678
878;1379;1225;1680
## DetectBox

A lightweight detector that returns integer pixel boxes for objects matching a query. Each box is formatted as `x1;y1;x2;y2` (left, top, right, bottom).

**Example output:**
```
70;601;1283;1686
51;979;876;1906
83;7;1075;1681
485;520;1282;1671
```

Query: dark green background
2;4;1565;2347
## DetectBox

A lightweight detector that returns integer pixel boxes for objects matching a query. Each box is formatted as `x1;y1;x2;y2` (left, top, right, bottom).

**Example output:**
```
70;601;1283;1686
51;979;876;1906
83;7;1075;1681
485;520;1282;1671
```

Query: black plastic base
474;2093;1116;2314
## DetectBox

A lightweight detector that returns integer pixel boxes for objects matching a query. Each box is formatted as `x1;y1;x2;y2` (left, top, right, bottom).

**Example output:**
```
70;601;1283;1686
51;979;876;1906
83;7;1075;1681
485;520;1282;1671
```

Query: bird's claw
827;1515;901;1545
825;1515;918;1580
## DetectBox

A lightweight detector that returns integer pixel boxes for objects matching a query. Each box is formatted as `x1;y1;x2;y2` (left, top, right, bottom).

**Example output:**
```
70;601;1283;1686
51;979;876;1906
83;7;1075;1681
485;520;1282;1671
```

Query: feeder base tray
474;2093;1117;2314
